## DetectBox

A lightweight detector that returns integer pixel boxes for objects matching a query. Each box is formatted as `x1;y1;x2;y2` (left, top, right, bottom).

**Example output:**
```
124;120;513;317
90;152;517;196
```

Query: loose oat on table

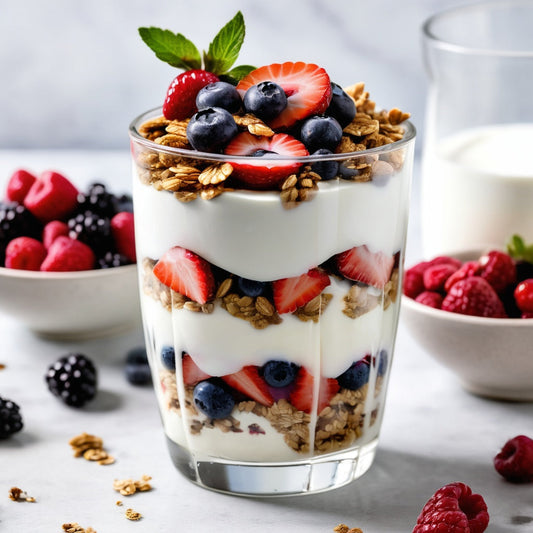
69;432;115;465
125;508;142;521
8;486;35;502
113;475;152;496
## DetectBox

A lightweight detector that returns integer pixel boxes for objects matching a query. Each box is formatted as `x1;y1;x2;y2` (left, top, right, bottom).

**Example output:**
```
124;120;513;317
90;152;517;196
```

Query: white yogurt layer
133;169;410;280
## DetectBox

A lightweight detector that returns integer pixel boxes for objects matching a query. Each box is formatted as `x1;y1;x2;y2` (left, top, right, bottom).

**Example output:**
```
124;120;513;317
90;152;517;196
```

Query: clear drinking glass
421;0;533;257
129;107;415;496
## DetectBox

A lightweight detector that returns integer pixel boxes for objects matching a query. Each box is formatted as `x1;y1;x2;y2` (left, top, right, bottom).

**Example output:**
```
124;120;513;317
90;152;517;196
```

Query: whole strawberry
441;277;507;318
413;482;489;533
494;435;533;483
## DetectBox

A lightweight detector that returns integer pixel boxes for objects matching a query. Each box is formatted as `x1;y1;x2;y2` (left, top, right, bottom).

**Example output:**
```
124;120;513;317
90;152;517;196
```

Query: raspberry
42;220;69;249
40;236;95;272
478;250;516;293
24;170;79;222
413;482;489;533
444;261;480;292
110;211;136;262
423;263;458;292
494;435;533;483
514;279;533;313
441;277;507;318
428;255;462;270
5;236;46;270
5;169;37;203
0;396;23;439
415;291;443;309
522;312;533;319
403;261;429;299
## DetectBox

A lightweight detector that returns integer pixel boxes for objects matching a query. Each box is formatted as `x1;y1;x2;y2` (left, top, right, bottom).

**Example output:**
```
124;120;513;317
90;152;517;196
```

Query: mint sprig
507;234;533;264
139;11;254;81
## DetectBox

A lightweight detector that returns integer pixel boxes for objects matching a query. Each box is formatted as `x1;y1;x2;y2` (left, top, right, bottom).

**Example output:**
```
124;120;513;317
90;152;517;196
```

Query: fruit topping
222;365;274;406
5;236;46;270
272;268;330;314
289;367;339;414
161;346;176;370
24;170;79;223
6;169;37;204
193;380;235;419
110;211;136;263
0;396;23;439
242;81;287;121
298;115;343;153
336;245;394;289
237;62;332;129
237;277;266;297
182;354;210;386
45;353;97;407
494;435;533;483
310;148;339;180
186;107;238;152
412;482;489;533
196;81;242;113
153;246;215;304
262;360;299;388
337;358;370;391
325;82;357;128
125;346;151;386
224;132;308;189
40;236;95;272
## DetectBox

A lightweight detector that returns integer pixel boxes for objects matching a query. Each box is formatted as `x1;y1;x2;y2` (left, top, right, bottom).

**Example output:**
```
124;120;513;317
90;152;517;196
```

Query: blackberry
0;203;41;265
0;396;23;439
76;182;116;218
112;193;133;214
45;353;97;407
97;252;132;269
67;211;113;257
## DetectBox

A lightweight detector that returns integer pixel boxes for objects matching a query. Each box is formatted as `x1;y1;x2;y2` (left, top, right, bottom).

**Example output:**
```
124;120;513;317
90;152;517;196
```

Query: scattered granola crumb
116;500;123;506
333;525;363;533
62;523;96;533
125;508;142;521
8;486;36;502
113;475;152;496
69;432;115;465
0;363;5;370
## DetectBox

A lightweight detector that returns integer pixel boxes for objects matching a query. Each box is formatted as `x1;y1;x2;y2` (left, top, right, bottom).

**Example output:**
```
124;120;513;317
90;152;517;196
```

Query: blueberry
249;149;277;157
126;346;148;365
237;277;266;297
326;82;356;128
262;360;299;388
161;346;176;370
186;107;238;153
243;81;287;121
310;148;339;180
193;380;235;419
299;116;343;152
196;82;242;113
125;364;152;386
377;350;388;377
337;359;370;390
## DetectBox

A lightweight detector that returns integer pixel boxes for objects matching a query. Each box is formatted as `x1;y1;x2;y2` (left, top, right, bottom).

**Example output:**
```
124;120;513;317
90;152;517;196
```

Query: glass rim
128;107;416;163
422;0;533;58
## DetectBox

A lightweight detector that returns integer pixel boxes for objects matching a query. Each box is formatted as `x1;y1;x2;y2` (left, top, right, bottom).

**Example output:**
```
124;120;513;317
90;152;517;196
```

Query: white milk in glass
421;124;533;257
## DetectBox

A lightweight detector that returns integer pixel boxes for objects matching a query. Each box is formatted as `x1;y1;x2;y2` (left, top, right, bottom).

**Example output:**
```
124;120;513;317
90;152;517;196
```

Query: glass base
165;436;378;497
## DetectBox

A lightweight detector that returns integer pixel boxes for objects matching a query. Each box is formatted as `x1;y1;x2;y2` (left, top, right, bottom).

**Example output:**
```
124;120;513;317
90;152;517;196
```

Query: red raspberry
415;291;443;309
413;482;489;533
441;277;507;318
110;212;136;263
5;236;46;270
478;250;516;293
40;236;95;272
522;312;533;319
5;169;37;203
403;261;429;299
494;435;533;483
42;220;69;250
24;171;79;222
428;255;462;270
423;263;458;292
514;279;533;313
444;261;480;292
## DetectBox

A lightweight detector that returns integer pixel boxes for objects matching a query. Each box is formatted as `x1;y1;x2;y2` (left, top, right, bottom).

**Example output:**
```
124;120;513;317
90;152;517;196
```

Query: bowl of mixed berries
401;236;533;401
0;168;140;338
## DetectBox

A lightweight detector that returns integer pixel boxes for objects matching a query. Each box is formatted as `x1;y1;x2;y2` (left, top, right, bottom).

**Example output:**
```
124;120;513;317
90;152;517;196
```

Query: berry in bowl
401;236;533;400
0;169;140;339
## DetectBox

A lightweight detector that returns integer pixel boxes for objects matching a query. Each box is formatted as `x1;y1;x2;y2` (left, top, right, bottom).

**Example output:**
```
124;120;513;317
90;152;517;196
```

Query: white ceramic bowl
0;264;141;339
401;251;533;401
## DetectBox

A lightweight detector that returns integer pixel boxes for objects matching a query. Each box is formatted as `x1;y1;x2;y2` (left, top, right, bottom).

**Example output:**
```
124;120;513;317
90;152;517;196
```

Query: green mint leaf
507;234;533;264
203;11;245;75
224;64;256;82
138;27;201;70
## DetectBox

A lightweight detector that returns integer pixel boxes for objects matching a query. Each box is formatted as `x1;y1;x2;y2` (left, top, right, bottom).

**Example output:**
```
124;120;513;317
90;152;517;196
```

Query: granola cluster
133;83;409;206
113;475;152;496
68;432;115;466
8;486;35;503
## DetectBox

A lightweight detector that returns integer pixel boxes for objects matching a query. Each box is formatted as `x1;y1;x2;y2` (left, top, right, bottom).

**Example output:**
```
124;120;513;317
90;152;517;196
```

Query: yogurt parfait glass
129;105;415;496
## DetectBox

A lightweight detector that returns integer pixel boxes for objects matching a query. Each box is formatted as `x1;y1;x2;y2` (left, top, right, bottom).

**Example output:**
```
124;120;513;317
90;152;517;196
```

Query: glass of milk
421;0;533;257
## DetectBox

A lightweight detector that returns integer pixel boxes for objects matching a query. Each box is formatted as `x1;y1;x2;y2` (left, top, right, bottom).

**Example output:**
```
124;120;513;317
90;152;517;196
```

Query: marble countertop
1;151;532;532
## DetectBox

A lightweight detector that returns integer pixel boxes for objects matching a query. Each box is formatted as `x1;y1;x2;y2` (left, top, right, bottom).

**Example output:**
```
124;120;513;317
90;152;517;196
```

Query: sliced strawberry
224;132;308;189
272;268;330;314
222;366;274;406
163;69;219;120
336;245;394;289
153;246;215;304
289;367;339;414
236;62;332;129
182;354;210;386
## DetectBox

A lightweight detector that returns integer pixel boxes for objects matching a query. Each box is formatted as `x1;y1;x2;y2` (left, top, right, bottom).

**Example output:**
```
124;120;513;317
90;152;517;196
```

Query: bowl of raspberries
401;236;533;401
0;168;140;338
